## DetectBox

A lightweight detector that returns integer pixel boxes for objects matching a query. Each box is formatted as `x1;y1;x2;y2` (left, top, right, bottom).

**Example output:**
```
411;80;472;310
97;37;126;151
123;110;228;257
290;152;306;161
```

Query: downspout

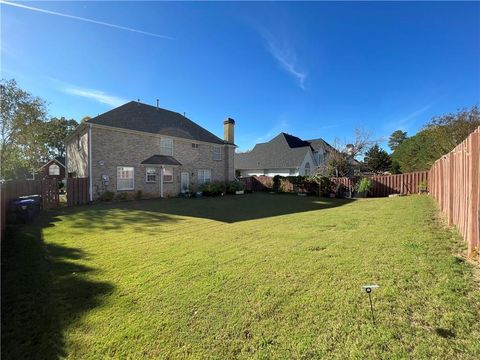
88;123;93;202
160;166;164;198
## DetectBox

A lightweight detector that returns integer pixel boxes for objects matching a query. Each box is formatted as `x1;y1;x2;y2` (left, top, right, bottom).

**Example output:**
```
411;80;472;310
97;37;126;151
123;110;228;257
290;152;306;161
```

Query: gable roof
38;156;66;170
87;101;225;145
141;155;182;166
235;133;313;170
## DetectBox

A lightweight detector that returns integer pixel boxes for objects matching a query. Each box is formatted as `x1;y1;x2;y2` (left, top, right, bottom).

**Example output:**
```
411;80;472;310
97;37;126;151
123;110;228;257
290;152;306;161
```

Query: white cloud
64;87;127;107
262;31;307;89
1;0;172;39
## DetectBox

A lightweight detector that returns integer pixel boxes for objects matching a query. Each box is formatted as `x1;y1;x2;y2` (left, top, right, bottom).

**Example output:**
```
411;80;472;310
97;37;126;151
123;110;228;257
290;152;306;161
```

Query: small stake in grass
362;284;379;326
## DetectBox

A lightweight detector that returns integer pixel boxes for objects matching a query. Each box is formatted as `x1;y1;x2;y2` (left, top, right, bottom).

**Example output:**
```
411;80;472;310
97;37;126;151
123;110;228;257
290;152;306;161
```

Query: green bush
199;181;224;196
226;181;244;194
116;192;128;201
99;191;114;202
318;176;333;196
356;178;373;194
272;175;282;192
135;190;143;200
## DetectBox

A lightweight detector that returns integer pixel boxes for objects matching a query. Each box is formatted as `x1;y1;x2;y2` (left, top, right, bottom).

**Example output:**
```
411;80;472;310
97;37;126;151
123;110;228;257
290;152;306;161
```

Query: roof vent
156;99;159;109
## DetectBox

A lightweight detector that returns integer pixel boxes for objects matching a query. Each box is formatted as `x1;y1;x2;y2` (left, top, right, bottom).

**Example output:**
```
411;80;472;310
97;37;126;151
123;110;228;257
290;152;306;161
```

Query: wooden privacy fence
0;178;60;236
429;127;480;258
331;171;429;197
241;171;429;197
67;177;89;206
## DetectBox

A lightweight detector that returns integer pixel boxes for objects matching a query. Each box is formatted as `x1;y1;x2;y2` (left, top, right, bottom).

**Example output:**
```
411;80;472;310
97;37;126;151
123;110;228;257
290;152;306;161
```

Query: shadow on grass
63;193;356;228
1;215;114;359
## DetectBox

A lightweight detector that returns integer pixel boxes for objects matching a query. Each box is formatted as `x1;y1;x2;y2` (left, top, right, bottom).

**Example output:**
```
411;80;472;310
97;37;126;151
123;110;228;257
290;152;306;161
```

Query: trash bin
11;198;36;223
20;195;42;215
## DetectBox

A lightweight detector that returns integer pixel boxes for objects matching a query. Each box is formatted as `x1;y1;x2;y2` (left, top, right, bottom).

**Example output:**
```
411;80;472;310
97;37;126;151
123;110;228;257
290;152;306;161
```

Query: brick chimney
224;118;235;144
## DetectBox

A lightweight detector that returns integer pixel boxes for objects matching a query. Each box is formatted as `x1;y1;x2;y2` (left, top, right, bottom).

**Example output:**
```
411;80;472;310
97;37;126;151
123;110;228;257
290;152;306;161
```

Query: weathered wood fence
241;171;429;197
67;177;89;206
429;127;479;258
330;171;429;197
1;177;89;236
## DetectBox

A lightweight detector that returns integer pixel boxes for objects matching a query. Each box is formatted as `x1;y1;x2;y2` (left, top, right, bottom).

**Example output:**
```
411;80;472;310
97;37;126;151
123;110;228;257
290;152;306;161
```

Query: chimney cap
224;118;235;125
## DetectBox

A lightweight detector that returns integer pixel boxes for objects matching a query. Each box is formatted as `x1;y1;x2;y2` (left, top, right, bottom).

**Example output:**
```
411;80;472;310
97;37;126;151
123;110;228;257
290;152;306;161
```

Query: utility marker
362;284;379;325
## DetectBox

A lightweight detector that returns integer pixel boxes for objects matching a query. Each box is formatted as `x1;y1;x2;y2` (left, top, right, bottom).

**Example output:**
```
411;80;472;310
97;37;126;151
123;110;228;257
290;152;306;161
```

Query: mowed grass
2;194;480;359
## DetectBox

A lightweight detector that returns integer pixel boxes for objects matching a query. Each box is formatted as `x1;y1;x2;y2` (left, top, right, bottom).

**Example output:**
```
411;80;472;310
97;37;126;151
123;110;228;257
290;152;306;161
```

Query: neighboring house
36;156;66;180
66;101;236;200
235;133;335;177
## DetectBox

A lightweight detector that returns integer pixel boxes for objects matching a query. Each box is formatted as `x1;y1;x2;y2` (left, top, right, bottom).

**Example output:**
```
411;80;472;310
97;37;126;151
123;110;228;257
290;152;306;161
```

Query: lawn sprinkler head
362;284;379;326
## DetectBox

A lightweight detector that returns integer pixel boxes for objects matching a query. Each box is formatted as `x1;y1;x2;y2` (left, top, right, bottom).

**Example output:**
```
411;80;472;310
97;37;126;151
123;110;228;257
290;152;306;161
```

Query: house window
146;167;156;183
49;164;60;176
163;167;173;183
212;147;222;161
304;163;311;176
160;137;173;156
192;143;199;149
198;169;211;184
117;166;134;190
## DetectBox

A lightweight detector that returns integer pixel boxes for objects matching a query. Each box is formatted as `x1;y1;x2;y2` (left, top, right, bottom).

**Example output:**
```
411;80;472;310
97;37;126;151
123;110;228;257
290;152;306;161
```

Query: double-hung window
117;166;134;190
146;167;156;183
160;137;173;156
212;147;221;161
198;169;211;184
163;167;173;182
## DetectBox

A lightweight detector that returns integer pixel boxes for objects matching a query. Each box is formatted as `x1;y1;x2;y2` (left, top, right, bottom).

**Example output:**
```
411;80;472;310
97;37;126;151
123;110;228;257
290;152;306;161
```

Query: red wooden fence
429;127;480;258
67;177;89;206
331;171;429;197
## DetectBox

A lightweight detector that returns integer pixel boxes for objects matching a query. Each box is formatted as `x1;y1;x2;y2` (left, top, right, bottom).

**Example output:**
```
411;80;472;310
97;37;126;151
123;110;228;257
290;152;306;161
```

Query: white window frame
160;137;173;156
49;164;60;176
117;166;135;191
163;167;173;183
145;167;156;183
212;147;222;161
198;169;212;184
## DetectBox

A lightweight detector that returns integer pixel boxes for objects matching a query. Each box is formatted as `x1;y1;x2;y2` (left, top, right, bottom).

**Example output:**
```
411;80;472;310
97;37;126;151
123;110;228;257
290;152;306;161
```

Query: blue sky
2;1;479;152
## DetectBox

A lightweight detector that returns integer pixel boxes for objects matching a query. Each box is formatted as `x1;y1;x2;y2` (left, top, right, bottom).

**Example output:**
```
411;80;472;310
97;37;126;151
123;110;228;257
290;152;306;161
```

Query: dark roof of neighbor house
141;155;182;166
235;133;337;170
235;133;312;170
87;101;225;144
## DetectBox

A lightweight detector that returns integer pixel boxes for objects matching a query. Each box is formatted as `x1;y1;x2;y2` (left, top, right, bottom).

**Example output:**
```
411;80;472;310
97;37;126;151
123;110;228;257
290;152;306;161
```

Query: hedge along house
66;101;236;200
235;133;335;177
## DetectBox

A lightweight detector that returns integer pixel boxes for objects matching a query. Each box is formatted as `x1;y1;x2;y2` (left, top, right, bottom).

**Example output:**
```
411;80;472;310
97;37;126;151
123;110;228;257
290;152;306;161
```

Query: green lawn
2;194;479;359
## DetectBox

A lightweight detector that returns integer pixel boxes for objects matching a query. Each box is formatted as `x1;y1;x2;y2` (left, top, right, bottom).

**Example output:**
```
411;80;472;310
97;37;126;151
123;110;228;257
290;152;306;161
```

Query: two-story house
235;133;334;177
66;101;236;200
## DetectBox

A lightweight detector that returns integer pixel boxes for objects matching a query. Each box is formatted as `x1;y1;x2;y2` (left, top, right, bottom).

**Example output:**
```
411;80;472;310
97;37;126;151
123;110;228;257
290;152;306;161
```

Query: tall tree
0;79;49;179
388;130;407;151
44;117;78;157
391;106;480;173
364;144;392;173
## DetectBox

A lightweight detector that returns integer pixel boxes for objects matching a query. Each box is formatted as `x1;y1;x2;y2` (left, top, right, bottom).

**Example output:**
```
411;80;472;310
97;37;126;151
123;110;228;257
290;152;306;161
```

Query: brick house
66;101;236;200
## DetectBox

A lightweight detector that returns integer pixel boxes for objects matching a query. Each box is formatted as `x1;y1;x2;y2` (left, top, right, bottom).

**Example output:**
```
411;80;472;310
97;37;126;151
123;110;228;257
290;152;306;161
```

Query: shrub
272;175;282;192
116;192;128;201
199;181;224;196
135;190;143;200
419;180;428;192
99;191;114;201
226;181;244;194
356;177;373;194
318;176;333;196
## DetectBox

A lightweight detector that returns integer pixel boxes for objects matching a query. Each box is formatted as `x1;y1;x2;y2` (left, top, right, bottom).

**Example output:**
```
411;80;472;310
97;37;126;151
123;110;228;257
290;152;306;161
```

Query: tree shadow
1;215;114;359
121;193;356;224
